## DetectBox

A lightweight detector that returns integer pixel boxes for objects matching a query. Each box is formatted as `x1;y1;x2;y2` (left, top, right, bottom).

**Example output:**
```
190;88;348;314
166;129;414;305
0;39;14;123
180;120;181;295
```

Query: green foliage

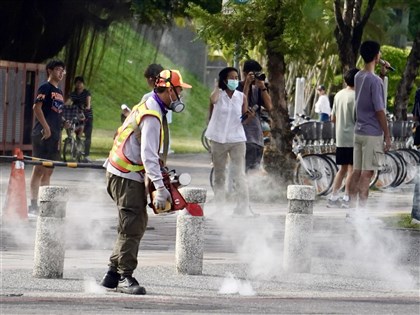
73;23;210;155
382;213;420;230
130;0;222;24
188;0;311;62
408;1;420;38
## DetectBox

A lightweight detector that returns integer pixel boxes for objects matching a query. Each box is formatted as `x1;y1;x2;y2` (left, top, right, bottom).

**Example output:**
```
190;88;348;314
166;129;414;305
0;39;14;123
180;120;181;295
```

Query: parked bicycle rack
292;115;420;196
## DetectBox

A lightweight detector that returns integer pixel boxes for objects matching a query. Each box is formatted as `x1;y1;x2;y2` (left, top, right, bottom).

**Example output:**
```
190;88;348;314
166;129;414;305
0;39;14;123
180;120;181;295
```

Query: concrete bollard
283;185;315;273
175;187;206;275
33;186;69;278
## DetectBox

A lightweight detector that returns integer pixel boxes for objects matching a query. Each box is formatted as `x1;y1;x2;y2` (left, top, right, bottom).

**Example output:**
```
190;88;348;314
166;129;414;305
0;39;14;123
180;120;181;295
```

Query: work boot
116;276;146;295
100;270;120;289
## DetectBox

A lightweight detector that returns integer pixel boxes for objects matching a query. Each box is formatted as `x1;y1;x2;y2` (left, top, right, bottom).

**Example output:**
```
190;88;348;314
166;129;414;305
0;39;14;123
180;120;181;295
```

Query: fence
0;60;48;154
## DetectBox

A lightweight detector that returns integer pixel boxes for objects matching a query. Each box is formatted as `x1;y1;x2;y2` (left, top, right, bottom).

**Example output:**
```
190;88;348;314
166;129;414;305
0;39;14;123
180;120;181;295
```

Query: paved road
1;153;419;314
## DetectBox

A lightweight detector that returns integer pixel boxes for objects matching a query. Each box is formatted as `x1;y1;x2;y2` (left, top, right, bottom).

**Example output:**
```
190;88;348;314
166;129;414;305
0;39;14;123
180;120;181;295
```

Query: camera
254;72;266;81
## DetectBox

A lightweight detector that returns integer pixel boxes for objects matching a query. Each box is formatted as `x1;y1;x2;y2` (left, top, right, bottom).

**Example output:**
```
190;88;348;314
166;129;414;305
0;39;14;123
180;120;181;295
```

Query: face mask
169;92;185;113
226;79;239;91
169;99;185;113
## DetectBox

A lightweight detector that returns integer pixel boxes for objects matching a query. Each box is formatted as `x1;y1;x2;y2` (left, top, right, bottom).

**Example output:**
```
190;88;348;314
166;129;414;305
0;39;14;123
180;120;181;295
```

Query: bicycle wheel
375;152;400;189
63;138;76;162
201;128;211;152
398;149;420;184
63;138;77;162
369;170;379;188
294;154;335;196
322;153;339;194
388;151;406;187
75;138;86;162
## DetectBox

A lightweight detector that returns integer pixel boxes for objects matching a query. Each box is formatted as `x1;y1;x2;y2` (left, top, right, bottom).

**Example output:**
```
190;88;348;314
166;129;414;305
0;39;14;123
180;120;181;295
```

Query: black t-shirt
70;89;92;119
32;82;64;140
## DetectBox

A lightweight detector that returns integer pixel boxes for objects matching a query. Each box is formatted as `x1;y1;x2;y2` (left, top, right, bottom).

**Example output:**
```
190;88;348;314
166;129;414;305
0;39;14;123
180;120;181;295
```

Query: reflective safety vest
109;102;163;173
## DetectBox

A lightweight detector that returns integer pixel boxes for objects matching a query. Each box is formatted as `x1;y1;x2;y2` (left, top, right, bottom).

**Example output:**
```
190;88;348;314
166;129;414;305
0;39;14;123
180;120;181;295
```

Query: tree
0;0;132;63
189;0;316;184
392;2;420;120
333;0;377;73
0;0;220;89
393;31;420;120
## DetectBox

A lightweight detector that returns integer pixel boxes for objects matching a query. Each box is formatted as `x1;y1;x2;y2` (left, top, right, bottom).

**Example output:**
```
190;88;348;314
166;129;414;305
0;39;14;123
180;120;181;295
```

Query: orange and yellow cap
155;70;192;89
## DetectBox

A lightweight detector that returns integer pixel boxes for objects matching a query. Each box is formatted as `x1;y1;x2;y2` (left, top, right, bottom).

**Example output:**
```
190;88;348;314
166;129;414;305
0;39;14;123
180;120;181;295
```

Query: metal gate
0;60;47;154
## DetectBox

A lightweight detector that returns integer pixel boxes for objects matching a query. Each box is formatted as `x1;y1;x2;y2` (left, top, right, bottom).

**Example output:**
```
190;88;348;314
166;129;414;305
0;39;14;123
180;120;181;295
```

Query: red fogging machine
148;167;191;214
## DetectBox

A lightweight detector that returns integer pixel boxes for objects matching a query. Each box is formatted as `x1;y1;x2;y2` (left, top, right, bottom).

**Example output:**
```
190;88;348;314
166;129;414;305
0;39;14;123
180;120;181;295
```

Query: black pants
245;143;263;172
84;118;93;156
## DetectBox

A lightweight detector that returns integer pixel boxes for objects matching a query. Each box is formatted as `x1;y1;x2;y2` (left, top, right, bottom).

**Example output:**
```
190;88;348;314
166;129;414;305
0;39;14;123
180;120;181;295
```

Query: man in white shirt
314;84;331;122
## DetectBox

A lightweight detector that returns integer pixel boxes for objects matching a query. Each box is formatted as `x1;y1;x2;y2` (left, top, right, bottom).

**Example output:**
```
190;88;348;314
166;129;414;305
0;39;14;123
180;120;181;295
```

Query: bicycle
372;115;420;189
291;115;337;196
62;116;86;162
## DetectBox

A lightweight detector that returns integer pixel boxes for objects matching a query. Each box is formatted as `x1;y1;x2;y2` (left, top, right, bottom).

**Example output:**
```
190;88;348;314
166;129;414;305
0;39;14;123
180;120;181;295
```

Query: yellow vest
109;102;163;173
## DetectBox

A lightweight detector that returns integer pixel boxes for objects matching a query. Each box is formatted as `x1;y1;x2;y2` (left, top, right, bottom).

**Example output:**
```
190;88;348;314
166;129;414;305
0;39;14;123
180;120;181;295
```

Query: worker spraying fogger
100;69;192;295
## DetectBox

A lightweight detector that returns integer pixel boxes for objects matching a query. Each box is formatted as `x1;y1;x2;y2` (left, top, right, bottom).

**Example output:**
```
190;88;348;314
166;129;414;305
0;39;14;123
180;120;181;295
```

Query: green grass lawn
89;128;206;161
72;22;211;157
382;213;420;230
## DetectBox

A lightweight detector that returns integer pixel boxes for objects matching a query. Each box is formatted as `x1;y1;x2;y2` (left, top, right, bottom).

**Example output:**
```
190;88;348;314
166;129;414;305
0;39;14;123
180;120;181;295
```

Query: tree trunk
393;31;420;121
264;49;296;185
333;0;376;73
262;4;295;185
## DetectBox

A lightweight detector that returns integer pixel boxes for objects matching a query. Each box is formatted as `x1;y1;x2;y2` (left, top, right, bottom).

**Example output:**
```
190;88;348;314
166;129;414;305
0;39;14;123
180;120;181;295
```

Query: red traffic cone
3;148;28;221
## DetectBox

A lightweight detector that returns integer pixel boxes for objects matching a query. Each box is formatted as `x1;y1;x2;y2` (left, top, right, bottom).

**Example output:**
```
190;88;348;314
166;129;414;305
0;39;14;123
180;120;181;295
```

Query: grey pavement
0;153;419;314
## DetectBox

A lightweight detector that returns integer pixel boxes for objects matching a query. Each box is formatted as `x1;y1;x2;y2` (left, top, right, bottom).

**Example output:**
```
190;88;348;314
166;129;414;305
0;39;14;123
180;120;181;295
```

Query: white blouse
205;89;246;144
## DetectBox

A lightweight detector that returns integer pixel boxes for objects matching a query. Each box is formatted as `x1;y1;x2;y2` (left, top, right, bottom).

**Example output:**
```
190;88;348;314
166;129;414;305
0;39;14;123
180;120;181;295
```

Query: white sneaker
411;218;420;225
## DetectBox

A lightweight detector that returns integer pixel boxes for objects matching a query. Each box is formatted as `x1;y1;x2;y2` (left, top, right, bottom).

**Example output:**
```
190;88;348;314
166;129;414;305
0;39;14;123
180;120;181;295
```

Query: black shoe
100;270;120;289
117;276;146;295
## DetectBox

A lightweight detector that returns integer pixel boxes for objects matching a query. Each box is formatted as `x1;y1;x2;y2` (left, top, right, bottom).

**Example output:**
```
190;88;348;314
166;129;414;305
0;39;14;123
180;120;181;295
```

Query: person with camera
237;59;272;172
100;69;192;294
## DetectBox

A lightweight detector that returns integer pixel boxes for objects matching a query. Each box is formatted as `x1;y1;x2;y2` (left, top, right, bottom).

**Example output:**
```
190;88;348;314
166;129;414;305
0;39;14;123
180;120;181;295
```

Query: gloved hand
153;186;172;210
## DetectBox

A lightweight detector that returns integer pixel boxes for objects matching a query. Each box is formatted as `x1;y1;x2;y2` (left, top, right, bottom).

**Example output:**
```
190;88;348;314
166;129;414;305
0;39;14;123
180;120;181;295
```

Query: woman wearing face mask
205;67;254;216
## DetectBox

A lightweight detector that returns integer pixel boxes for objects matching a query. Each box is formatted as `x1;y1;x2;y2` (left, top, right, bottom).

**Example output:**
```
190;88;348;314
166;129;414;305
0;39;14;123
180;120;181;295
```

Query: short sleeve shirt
32;82;64;140
354;70;385;136
70;89;92;118
237;82;264;146
315;95;331;115
331;88;356;147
